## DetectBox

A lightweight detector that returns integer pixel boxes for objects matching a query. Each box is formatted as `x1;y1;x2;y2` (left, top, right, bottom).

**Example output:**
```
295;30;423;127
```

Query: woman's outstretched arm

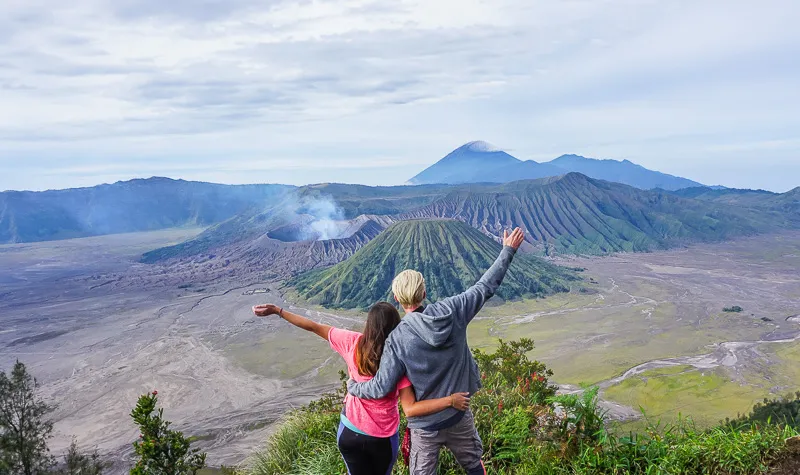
398;387;470;418
252;304;332;341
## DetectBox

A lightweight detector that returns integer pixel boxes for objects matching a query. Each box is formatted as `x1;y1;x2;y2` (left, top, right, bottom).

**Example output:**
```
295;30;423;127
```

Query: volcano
290;219;578;309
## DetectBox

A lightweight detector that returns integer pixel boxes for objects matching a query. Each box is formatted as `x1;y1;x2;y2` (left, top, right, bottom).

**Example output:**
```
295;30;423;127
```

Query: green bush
726;392;800;431
130;391;206;474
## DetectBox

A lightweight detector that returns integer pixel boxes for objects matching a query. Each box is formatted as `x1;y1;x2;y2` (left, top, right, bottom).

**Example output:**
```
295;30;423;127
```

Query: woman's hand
450;392;470;411
252;304;282;317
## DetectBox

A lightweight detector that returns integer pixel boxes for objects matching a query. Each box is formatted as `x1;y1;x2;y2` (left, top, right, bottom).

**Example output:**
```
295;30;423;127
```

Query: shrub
727;392;800;431
723;305;744;312
130;391;206;474
55;437;107;475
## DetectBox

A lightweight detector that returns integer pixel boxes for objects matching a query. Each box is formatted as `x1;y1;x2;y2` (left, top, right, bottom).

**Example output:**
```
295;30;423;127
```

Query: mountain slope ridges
290;219;578;309
401;173;776;255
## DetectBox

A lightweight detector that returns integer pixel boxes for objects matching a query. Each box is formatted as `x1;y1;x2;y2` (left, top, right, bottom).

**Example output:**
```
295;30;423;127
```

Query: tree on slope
0;360;55;475
130;391;206;475
55;437;106;475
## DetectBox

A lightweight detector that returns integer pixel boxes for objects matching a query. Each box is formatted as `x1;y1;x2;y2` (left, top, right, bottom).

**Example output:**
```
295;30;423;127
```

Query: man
348;227;525;474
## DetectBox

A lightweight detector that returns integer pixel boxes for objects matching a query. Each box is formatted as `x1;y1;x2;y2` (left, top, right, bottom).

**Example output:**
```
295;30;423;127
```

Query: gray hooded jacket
347;245;517;429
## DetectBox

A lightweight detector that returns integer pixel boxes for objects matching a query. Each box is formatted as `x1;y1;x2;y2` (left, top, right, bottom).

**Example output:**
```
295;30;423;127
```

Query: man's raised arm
347;337;405;399
431;227;525;324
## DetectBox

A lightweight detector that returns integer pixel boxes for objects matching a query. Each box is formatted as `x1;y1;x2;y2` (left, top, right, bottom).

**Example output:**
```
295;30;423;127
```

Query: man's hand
502;227;525;250
252;304;282;317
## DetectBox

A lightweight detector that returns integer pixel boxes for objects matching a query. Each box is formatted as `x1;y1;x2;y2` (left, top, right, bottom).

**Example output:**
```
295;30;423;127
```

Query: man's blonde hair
392;270;426;308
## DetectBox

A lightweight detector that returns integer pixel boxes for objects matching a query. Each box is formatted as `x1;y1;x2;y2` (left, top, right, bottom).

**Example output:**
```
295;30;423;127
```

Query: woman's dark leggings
336;422;399;475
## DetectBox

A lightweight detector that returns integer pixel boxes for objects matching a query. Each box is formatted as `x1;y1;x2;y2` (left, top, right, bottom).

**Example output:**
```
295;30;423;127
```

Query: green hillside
291;219;578;309
406;173;786;255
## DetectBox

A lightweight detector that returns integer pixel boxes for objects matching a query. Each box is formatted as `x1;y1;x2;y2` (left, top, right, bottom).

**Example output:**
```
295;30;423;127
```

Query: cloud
0;0;799;192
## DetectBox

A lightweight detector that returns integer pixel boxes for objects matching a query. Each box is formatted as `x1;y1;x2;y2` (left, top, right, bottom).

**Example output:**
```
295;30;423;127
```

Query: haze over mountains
0;178;291;244
407;141;704;190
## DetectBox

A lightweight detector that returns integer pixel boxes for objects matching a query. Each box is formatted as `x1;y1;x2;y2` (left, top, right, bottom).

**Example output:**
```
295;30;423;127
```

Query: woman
252;302;469;475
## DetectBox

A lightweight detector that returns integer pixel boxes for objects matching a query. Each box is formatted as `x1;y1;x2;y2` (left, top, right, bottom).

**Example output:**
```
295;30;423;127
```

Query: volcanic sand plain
2;229;800;470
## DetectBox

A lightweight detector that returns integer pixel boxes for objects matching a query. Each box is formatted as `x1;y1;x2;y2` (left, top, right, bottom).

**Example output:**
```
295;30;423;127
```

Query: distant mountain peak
460;140;503;153
556;154;588;160
409;143;705;190
407;141;523;185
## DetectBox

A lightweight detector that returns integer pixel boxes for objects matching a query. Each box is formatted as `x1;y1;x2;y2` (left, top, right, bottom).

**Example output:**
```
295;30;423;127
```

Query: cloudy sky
1;0;799;192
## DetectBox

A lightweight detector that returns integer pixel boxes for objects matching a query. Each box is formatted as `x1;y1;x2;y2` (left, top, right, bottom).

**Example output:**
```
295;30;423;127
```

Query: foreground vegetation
0;361;207;474
248;339;800;474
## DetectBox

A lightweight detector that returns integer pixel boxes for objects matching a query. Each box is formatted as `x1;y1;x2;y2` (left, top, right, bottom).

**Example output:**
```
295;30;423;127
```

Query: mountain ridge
0;177;293;244
139;173;798;280
408;142;704;190
399;172;779;255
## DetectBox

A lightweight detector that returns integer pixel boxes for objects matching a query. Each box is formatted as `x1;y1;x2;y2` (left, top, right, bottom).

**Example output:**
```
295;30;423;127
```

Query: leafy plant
548;385;608;451
472;338;556;403
130;391;206;475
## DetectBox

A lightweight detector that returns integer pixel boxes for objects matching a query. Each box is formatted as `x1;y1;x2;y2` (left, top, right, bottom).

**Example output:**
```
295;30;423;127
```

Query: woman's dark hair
355;302;402;377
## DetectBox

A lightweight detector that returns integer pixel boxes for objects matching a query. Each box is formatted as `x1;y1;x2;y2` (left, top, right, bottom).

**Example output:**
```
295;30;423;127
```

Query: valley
470;232;800;427
2;228;799;471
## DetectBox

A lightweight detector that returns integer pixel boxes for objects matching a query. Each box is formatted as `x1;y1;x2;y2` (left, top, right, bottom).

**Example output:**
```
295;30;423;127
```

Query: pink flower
152;390;158;395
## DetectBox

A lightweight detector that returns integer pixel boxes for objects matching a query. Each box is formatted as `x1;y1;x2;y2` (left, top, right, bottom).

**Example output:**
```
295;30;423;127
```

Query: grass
774;341;800;382
247;410;344;475
466;266;780;387
603;366;764;428
759;340;800;392
225;329;340;382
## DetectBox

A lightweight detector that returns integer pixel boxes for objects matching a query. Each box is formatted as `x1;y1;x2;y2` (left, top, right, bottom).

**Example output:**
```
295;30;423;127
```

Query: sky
1;0;799;193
